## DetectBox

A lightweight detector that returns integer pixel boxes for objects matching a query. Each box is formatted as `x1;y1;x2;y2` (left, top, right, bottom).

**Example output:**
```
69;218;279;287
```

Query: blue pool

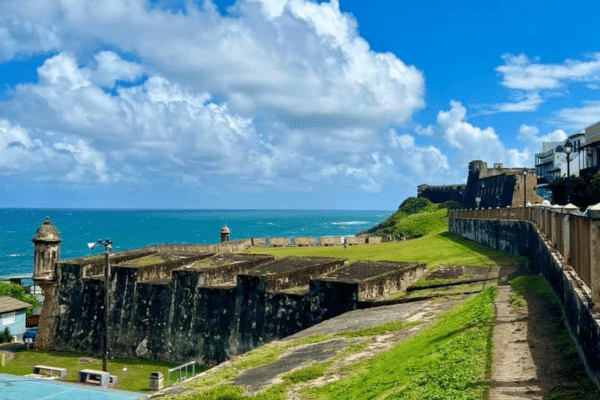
0;373;146;400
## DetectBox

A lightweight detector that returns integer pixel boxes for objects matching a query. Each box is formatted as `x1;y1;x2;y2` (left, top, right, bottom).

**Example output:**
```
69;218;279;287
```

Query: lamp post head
564;140;573;155
88;239;113;253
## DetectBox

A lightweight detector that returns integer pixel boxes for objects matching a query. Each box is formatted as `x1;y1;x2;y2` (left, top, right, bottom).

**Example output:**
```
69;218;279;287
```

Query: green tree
549;176;585;206
585;173;600;207
0;327;13;343
0;282;41;318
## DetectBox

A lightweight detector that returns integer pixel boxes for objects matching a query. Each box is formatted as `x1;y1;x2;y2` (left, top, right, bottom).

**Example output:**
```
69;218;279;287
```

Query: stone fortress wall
32;221;425;366
418;160;542;208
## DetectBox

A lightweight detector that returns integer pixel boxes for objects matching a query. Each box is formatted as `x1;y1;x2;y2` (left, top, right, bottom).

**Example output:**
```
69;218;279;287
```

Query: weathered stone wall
43;255;426;366
196;256;276;287
417;184;466;204
269;237;291;247
295;237;317;246
357;263;427;301
261;258;346;292
449;216;600;388
136;253;214;282
148;240;254;255
234;275;308;355
320;237;342;246
345;237;367;246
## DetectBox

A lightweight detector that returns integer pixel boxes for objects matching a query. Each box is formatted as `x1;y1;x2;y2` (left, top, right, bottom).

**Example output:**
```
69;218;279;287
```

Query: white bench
32;365;67;378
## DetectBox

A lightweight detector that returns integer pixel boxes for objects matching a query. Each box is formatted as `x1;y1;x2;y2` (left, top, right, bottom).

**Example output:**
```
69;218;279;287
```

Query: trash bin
149;371;164;390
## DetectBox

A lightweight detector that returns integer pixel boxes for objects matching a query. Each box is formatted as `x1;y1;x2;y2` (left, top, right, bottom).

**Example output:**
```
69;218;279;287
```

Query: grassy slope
246;231;523;268
362;197;458;239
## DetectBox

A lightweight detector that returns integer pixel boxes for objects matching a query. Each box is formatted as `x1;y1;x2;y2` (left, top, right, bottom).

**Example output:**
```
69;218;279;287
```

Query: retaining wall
449;216;600;388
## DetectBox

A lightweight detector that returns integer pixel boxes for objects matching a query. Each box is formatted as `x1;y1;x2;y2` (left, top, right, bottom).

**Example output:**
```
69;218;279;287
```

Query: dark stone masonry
32;230;426;365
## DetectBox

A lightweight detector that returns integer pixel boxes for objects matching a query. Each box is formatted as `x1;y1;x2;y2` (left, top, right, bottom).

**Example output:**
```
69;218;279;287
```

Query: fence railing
168;360;196;383
450;204;600;306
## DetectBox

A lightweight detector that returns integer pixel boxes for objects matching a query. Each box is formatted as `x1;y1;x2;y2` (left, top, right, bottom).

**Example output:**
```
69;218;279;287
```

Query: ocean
0;208;391;278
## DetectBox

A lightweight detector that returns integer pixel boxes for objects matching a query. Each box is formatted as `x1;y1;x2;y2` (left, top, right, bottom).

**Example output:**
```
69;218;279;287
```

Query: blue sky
1;0;599;210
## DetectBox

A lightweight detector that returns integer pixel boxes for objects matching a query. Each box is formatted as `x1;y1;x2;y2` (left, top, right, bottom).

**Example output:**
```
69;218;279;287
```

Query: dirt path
489;285;581;399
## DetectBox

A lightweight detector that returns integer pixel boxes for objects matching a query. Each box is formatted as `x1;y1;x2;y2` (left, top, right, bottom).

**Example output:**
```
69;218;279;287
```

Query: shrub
398;197;433;215
0;327;13;344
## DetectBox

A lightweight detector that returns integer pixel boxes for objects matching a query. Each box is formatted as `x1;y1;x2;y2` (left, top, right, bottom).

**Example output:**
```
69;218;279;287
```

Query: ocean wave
330;221;369;226
9;254;26;257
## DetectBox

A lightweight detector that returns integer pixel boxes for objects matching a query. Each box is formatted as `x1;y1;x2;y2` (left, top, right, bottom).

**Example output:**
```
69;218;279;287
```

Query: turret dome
32;217;62;243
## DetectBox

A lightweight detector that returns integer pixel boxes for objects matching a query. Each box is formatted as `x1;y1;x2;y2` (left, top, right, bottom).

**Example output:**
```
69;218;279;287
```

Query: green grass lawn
246;231;524;268
0;349;184;393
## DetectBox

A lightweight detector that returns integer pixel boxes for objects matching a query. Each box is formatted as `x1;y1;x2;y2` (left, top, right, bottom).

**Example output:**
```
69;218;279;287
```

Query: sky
1;0;599;210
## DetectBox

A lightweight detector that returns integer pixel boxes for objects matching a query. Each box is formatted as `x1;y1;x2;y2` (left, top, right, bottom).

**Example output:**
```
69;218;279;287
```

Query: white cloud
0;15;59;61
518;124;567;151
497;53;600;91
6;51;430;194
90;51;145;88
1;0;424;128
487;53;600;114
53;139;112;183
556;101;600;129
5;52;268;181
0;0;438;201
425;100;529;168
489;91;543;113
0;118;113;183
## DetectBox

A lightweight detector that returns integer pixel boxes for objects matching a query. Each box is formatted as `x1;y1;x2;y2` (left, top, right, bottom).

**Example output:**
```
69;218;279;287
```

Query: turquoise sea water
0;208;391;277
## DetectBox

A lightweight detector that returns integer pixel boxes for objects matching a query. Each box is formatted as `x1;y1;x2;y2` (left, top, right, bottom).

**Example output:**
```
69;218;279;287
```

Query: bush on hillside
397;197;433;214
439;200;463;210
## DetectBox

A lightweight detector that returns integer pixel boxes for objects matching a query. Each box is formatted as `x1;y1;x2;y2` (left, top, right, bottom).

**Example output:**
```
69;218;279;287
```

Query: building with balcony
579;121;600;179
535;133;584;199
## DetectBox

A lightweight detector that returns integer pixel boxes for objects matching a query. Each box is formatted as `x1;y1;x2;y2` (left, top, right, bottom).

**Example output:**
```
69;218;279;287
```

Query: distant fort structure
31;219;424;365
418;160;542;208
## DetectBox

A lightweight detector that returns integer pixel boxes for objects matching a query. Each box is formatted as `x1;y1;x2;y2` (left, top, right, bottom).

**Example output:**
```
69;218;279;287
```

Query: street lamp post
88;239;113;372
564;140;573;203
524;170;527;207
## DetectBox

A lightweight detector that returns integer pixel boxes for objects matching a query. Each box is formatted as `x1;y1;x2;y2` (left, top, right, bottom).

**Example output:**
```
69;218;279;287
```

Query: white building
535;132;584;199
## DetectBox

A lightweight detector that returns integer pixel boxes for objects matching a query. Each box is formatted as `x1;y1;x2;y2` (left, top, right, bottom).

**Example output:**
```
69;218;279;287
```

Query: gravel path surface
489;285;582;399
283;300;432;340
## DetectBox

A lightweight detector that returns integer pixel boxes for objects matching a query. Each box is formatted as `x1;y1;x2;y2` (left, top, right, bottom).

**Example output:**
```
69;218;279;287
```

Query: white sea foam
330;221;369;226
9;254;24;257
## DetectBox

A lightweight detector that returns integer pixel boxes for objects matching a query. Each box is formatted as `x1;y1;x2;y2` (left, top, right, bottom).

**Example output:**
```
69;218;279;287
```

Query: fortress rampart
33;228;426;365
418;160;541;208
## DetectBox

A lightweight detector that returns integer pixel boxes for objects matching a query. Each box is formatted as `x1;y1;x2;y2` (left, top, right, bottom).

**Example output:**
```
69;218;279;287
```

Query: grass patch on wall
246;231;524;268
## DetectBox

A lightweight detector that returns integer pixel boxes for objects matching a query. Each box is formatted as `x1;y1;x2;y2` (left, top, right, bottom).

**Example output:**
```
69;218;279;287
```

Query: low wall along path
450;204;600;389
